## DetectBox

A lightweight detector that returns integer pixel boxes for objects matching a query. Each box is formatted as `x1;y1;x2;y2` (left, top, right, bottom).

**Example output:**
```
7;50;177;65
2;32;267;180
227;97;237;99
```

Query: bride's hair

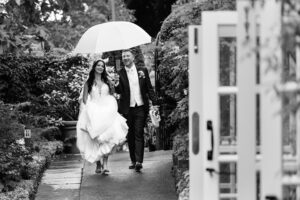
86;59;113;94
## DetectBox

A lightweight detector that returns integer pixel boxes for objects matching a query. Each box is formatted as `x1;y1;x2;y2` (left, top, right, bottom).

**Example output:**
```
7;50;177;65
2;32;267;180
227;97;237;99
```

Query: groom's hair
122;49;134;55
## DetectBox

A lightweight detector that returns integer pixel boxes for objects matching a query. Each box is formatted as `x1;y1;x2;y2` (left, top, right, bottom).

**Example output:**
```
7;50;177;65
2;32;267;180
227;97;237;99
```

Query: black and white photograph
0;0;299;200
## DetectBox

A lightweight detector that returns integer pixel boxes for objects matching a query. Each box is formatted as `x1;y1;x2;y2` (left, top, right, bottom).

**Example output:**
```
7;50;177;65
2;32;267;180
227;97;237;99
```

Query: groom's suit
115;64;157;164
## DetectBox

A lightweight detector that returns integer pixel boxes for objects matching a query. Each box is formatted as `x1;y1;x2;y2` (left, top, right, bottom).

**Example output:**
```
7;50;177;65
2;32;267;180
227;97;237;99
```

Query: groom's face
122;51;134;67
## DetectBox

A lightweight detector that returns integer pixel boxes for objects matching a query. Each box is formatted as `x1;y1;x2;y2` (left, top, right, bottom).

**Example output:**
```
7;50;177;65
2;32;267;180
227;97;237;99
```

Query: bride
76;59;128;174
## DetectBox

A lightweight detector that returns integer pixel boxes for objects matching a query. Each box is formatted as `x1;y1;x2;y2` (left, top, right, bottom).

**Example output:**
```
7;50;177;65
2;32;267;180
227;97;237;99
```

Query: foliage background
0;55;89;121
157;1;236;140
156;2;236;199
0;0;135;55
0;100;63;193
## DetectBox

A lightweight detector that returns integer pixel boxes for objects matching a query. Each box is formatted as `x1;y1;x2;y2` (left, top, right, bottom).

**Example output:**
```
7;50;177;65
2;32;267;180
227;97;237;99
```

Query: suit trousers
125;105;146;164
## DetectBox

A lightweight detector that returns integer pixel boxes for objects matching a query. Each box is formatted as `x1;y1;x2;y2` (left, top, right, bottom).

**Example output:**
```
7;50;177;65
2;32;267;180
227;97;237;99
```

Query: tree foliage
0;0;135;54
125;0;177;37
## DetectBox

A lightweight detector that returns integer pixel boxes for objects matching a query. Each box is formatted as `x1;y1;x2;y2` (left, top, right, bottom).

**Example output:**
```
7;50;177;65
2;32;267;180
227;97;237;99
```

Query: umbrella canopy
72;21;152;54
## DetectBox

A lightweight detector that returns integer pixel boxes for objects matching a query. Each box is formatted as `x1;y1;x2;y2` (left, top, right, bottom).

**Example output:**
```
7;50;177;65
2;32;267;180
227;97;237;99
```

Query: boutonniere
138;71;145;79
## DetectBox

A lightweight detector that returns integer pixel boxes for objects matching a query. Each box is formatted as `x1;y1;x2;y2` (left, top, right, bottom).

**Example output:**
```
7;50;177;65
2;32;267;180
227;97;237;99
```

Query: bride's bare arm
79;82;88;105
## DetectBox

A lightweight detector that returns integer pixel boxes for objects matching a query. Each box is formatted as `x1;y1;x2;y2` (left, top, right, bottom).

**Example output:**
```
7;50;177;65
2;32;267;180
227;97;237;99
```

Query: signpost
24;127;32;148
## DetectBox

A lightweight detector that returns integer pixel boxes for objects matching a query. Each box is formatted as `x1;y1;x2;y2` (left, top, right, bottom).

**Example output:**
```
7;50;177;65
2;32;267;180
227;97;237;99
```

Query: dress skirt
76;94;128;163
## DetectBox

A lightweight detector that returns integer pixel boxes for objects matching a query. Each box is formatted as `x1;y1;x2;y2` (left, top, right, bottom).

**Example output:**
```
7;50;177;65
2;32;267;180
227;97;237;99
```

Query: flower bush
0;102;25;142
0;141;33;192
0;99;64;191
0;141;63;199
0;55;90;122
0;101;33;192
39;56;89;121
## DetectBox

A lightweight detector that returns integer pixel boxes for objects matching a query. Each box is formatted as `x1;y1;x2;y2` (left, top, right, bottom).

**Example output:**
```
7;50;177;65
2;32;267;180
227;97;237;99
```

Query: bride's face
95;61;105;75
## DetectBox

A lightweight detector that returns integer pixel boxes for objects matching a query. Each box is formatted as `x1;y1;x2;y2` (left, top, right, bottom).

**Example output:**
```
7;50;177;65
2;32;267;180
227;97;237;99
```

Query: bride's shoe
95;161;103;174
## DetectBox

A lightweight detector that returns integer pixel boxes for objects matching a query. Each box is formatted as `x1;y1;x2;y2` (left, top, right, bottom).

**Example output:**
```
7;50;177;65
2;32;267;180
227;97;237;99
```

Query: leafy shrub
14;105;50;128
158;2;203;134
0;101;24;143
173;131;189;160
35;141;64;157
160;2;235;199
158;1;236;135
0;141;63;200
0;55;47;103
39;56;89;120
0;141;33;192
0;101;34;191
0;187;30;200
0;55;89;121
40;126;62;141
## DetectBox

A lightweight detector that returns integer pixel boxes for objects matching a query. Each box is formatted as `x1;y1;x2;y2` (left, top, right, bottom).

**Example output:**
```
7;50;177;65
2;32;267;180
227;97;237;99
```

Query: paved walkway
35;154;83;200
35;150;177;200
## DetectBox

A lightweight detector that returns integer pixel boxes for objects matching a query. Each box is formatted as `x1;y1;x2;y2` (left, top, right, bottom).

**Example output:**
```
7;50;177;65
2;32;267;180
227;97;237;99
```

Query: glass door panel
218;24;237;199
219;94;237;148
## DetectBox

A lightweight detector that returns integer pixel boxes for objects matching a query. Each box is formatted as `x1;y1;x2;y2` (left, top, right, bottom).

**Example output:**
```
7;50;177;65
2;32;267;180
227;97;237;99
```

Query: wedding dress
76;83;128;163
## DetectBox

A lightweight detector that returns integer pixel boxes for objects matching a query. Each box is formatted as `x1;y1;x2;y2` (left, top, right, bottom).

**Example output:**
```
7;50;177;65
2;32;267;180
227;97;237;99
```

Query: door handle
192;112;199;155
265;196;278;200
194;28;198;53
207;120;214;161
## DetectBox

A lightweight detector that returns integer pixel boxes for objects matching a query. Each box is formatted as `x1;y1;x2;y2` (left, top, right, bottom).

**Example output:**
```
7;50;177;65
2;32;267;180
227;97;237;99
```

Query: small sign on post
24;129;31;138
24;128;32;148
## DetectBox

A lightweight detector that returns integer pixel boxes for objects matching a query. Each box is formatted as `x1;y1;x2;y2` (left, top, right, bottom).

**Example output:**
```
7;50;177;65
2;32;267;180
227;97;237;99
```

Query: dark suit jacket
115;65;157;116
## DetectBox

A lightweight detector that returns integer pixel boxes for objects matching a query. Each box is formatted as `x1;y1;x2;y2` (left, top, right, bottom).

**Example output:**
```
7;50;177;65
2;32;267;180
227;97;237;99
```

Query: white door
189;1;300;200
189;3;258;200
189;11;241;200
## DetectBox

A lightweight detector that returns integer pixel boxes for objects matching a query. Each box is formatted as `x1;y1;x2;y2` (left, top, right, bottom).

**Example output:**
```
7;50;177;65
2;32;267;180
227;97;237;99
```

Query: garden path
35;154;83;200
35;150;177;200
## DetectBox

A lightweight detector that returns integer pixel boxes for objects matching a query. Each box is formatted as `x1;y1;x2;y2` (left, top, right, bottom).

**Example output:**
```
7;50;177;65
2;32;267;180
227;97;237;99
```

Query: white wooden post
296;36;300;199
260;0;283;199
189;25;203;200
237;1;257;200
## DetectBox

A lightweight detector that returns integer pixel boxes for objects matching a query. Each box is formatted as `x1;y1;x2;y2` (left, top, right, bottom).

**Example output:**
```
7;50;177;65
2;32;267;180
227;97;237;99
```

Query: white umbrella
72;21;152;54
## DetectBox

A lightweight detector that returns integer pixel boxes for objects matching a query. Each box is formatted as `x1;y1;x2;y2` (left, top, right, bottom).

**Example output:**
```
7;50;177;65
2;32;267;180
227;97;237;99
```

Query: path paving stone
35;150;177;200
80;150;177;200
35;154;84;200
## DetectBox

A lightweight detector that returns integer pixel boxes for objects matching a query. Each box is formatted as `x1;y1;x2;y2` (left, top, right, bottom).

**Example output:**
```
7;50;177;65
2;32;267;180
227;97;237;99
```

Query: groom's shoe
129;163;136;169
135;162;143;172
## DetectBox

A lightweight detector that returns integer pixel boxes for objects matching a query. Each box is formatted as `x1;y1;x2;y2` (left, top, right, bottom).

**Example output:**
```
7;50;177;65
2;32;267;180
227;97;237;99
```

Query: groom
114;49;157;172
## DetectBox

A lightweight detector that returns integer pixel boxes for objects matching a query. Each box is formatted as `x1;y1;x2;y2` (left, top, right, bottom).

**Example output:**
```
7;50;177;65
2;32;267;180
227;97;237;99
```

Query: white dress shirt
125;64;144;107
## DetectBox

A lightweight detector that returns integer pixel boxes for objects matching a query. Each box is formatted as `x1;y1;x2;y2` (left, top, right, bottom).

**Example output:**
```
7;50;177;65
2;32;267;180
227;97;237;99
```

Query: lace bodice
89;83;110;100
